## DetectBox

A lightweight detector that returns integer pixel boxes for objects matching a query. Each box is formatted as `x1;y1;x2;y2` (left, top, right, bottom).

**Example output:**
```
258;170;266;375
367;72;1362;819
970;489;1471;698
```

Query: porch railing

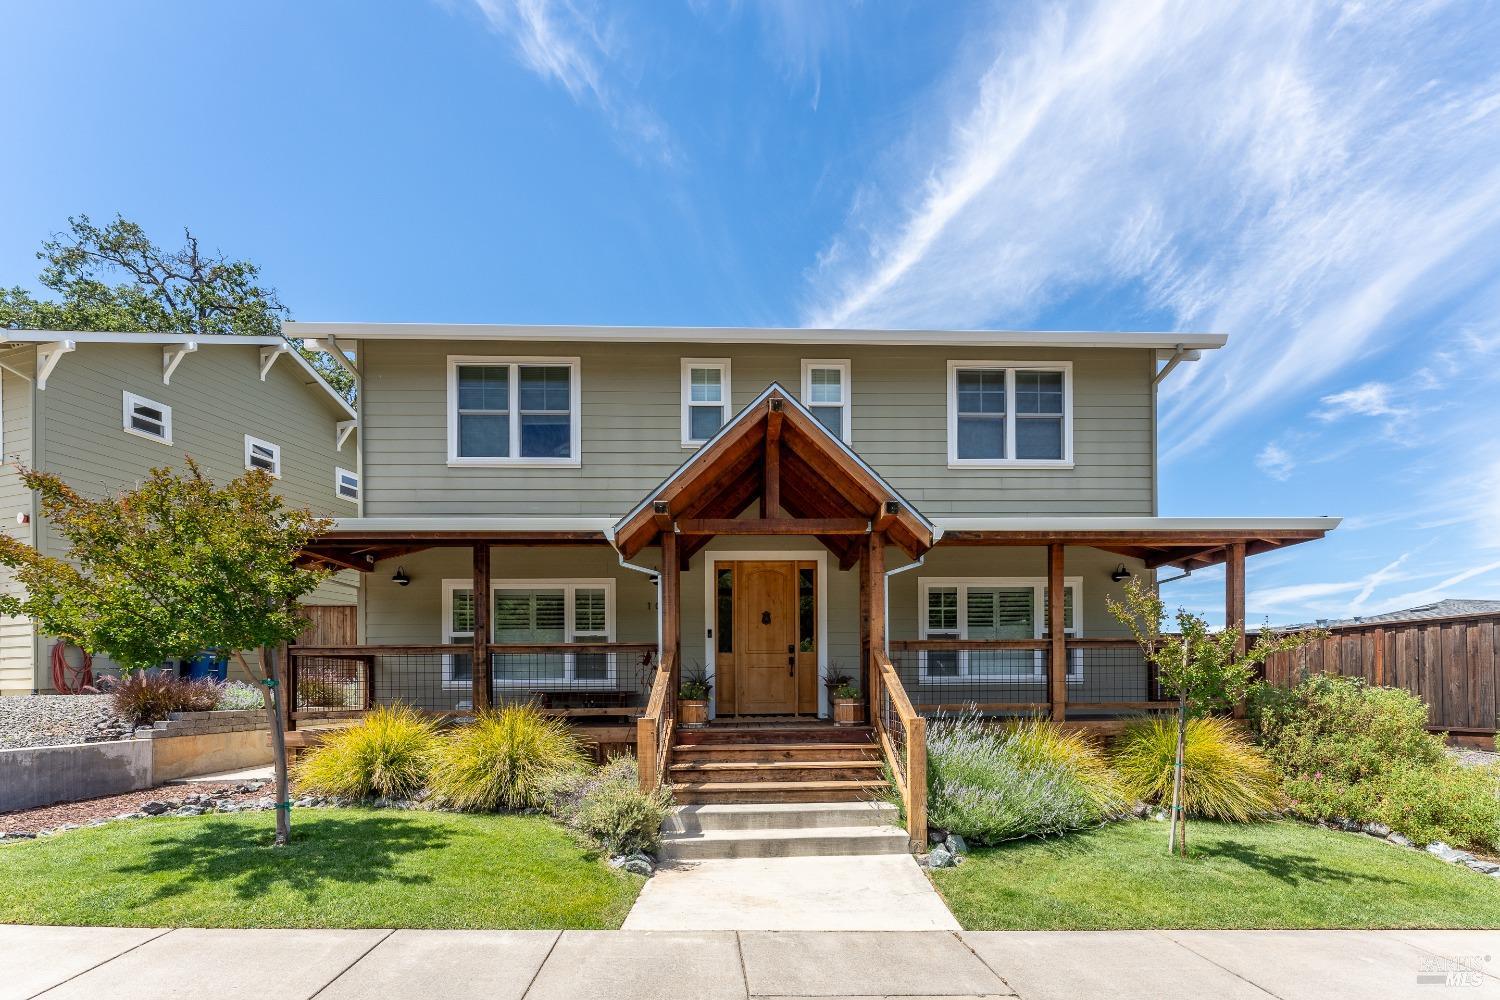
286;642;659;728
887;638;1172;717
872;649;927;850
636;650;677;793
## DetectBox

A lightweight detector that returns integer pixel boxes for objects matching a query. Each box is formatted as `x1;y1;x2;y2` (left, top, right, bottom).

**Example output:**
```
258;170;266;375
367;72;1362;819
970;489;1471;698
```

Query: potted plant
825;668;864;726
678;662;712;727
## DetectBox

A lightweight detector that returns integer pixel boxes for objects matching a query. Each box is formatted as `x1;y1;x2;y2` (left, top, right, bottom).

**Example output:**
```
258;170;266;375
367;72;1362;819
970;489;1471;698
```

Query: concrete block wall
133;710;268;740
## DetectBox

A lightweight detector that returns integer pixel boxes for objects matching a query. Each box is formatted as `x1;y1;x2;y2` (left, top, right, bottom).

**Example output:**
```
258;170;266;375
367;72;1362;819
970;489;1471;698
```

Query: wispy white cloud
465;0;677;164
801;1;1500;461
1315;382;1406;422
1255;442;1295;481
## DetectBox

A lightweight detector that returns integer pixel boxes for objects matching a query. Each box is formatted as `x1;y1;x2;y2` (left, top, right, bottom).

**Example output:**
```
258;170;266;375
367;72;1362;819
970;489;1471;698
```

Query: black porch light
1110;565;1132;583
392;566;411;587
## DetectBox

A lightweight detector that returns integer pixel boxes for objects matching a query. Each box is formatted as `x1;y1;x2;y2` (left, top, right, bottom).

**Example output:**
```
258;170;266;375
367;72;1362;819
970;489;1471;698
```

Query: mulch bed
0;782;266;836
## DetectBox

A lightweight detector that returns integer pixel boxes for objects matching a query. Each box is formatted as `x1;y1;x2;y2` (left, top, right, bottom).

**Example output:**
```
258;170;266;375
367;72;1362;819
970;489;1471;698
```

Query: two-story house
0;330;359;695
287;324;1337;819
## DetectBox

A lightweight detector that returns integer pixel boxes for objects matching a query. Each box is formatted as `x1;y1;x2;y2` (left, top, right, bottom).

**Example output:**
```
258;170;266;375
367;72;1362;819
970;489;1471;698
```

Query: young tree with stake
0;460;331;845
1107;578;1315;854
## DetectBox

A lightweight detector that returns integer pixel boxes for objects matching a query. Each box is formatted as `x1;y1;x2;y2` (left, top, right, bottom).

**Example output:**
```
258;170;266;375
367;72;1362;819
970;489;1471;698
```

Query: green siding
0;350;37;695
361;340;1156;518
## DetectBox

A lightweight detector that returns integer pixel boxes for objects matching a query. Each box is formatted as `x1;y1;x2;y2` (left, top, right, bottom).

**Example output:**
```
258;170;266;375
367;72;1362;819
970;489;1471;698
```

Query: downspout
608;531;663;662
882;542;936;655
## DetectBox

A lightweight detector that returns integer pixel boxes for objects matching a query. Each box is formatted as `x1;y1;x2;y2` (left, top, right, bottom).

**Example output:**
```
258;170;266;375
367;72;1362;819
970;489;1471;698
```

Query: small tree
1107;577;1315;854
0;460;331;845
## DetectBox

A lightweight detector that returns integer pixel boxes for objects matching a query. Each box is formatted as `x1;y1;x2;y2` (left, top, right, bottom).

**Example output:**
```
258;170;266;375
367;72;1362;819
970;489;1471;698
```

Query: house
284;323;1338;829
0;330;360;695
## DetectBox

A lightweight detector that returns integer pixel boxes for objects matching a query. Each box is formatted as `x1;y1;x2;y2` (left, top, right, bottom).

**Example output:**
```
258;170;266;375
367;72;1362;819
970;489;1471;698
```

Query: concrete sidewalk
1;925;1496;999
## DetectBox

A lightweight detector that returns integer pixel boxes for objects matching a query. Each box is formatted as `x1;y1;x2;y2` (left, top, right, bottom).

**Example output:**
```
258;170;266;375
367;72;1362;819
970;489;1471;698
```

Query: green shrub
106;672;221;726
430;704;588;811
1113;716;1280;821
297;674;350;708
568;756;673;855
214;680;265;711
1250;675;1500;849
924;713;1123;844
295;704;439;800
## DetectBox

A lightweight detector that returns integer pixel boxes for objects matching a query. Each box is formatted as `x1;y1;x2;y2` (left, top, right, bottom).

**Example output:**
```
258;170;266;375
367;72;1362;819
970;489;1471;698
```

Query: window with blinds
919;579;1082;681
443;580;614;686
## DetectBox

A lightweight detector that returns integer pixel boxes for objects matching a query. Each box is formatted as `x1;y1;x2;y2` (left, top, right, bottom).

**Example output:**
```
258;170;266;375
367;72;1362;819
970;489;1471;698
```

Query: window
681;359;730;446
800;360;851;441
122;392;172;444
335;467;359;503
947;362;1071;467
244;435;281;477
442;579;615;687
918;578;1082;682
447;357;580;466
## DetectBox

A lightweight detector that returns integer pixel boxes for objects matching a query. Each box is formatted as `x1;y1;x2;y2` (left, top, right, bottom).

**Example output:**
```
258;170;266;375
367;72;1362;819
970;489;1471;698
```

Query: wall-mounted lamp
392;567;411;587
1110;565;1132;583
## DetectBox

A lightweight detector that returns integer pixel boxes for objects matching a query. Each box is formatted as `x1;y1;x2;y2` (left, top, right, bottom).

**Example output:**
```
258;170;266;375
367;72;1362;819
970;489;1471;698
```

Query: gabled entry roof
610;383;936;568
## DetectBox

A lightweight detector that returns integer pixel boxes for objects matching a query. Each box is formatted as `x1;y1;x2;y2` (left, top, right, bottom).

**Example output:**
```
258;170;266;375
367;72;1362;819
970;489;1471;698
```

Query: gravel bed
0;781;269;836
1449;747;1500;769
0;695;131;749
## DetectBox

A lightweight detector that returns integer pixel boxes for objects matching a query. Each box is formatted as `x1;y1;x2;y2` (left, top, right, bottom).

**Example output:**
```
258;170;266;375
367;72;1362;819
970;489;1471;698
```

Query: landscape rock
140;801;169;816
945;834;968;856
927;845;955;869
1130;802;1151;818
1362;822;1391;838
610;852;655;876
1387;832;1413;848
928;828;948;846
1425;842;1471;864
1464;858;1499;875
0;694;130;750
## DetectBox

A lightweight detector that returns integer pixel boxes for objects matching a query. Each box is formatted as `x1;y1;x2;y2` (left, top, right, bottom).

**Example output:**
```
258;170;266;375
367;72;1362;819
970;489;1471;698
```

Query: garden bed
0;695;130;749
0;808;643;928
932;819;1500;930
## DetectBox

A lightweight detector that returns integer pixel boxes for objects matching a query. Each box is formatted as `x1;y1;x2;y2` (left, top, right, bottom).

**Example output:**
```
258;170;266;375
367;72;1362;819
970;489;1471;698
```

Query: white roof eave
932;516;1341;533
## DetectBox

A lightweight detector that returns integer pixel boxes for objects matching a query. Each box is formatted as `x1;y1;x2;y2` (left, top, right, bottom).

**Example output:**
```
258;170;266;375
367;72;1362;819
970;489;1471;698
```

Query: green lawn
0;809;642;929
934;819;1500;930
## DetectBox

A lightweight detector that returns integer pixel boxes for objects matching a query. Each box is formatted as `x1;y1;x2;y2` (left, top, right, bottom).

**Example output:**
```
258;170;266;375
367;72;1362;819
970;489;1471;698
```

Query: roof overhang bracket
259;343;292;380
35;340;76;390
304;335;360;383
1152;344;1202;386
335;419;357;450
162;341;198;384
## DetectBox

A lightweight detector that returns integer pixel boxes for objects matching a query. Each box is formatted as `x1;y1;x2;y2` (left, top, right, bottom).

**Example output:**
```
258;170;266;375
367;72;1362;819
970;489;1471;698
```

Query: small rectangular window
716;567;734;655
244;435;281;477
682;359;730;446
122;392;172;444
335;467;359;502
448;357;579;465
798;566;816;653
948;362;1071;467
801;360;851;441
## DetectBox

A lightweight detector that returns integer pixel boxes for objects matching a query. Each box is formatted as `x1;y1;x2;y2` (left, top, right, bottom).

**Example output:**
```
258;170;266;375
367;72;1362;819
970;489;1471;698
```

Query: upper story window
919;577;1081;682
335;467;359;503
447;357;580;467
947;361;1072;468
681;359;730;447
244;435;281;477
801;359;851;441
122;391;172;445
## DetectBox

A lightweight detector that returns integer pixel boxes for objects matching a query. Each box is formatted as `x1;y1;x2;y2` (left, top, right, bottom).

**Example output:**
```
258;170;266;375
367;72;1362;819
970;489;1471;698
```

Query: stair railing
872;649;927;850
637;650;677;793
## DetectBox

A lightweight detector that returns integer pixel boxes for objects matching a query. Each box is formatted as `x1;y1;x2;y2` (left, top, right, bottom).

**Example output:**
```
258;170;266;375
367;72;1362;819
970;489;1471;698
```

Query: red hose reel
50;641;93;694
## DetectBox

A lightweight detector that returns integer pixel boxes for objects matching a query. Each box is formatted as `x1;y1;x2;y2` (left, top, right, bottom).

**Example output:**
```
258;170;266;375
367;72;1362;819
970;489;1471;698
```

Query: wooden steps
669;723;888;804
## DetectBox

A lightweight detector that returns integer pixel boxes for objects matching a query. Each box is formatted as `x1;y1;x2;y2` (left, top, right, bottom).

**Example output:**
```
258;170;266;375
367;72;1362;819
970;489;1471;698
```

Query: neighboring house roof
0;329;357;421
286;321;1227;355
1283;599;1500;631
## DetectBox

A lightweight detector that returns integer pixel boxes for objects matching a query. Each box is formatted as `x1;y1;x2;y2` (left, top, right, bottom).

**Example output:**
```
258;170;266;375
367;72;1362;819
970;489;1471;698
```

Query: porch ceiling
610;383;936;566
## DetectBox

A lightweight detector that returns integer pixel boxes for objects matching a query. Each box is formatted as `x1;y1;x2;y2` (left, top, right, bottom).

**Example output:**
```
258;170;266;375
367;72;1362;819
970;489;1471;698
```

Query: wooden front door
734;561;799;714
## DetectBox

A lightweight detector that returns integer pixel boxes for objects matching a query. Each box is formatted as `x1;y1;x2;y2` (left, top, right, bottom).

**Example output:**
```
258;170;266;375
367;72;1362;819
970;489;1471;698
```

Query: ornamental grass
1113;715;1280;821
430;703;589;812
295;703;440;801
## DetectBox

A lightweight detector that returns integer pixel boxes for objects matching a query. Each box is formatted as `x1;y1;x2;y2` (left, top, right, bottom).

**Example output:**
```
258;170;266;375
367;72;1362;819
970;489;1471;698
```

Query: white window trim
335;467;359;503
243;435;282;478
917;576;1083;684
946;360;1073;469
800;359;851;442
681;358;731;448
441;578;617;689
122;391;173;445
446;356;582;468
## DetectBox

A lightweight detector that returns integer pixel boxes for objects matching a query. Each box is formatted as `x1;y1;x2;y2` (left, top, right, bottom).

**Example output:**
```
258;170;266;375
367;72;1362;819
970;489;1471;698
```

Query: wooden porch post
1048;543;1066;723
1226;541;1247;654
471;542;491;713
660;530;681;681
864;531;886;699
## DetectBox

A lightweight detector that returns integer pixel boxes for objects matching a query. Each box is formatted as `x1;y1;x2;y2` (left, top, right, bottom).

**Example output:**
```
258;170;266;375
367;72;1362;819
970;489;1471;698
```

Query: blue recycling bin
184;650;228;682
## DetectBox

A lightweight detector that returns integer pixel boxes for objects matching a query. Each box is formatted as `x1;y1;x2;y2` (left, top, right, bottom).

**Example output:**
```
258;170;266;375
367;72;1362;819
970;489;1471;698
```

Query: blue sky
5;1;1500;625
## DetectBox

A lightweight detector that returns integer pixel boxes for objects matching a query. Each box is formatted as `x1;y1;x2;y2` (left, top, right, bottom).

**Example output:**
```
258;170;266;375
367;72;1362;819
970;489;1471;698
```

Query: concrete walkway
3;925;1496;999
624;854;960;930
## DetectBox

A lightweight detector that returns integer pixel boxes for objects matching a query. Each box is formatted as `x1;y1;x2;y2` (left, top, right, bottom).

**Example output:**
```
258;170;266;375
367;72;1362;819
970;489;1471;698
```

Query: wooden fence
1260;611;1500;736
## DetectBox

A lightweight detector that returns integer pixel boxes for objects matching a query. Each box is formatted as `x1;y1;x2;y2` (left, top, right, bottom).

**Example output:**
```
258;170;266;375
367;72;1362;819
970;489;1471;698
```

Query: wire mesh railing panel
889;644;1050;717
878;684;909;788
369;653;470;713
1067;644;1159;706
487;649;656;713
293;657;369;711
